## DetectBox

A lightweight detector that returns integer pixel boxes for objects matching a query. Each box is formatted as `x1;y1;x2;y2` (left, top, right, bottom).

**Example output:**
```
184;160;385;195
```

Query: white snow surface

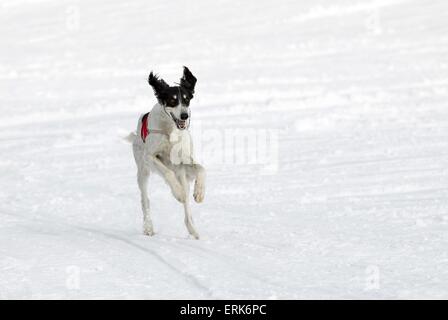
1;0;448;299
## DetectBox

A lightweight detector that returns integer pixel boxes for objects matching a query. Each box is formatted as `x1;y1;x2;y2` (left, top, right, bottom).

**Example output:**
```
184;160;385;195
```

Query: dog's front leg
178;168;200;239
146;155;186;203
192;164;206;203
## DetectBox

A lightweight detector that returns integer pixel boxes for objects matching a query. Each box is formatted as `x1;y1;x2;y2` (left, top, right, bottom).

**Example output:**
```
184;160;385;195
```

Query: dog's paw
143;228;154;236
193;180;205;203
190;232;200;240
143;219;154;236
185;221;200;240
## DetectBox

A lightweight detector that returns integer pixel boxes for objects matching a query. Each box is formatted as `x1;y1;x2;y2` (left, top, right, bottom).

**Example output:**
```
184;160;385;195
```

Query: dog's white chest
168;129;194;165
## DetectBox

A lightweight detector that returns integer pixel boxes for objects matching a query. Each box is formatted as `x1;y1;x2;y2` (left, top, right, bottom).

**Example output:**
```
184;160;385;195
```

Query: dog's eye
168;99;177;107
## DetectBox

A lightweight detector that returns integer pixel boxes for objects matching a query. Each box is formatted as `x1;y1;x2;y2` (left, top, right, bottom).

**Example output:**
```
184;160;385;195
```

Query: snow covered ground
1;0;448;299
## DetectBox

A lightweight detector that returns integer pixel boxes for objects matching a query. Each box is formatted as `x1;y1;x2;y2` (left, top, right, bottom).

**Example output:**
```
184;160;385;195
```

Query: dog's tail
123;132;137;144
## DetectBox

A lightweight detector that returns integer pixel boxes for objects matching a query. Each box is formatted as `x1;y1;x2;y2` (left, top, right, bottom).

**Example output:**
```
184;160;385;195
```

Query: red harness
140;112;150;142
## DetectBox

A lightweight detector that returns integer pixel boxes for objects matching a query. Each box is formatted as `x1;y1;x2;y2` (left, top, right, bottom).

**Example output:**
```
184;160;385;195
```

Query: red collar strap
141;112;168;142
141;112;150;142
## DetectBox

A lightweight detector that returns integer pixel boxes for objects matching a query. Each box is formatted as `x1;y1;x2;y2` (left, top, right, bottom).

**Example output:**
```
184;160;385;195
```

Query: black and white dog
127;67;205;239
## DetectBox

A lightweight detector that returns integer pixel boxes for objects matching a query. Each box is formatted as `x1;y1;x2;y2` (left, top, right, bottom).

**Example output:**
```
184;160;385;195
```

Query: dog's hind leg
137;168;154;236
178;168;200;240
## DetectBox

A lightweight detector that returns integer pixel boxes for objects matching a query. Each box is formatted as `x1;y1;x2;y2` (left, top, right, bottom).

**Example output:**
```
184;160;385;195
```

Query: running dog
127;67;205;239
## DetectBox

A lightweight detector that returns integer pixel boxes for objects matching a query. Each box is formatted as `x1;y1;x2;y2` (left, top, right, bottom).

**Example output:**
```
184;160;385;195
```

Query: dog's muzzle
176;118;188;130
170;114;188;130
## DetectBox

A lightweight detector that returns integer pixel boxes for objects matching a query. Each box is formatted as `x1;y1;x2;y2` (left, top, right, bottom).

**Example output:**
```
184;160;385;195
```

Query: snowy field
1;0;448;299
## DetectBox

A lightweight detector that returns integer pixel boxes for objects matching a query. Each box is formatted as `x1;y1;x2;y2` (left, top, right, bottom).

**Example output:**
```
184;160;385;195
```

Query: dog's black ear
180;66;197;95
148;72;169;101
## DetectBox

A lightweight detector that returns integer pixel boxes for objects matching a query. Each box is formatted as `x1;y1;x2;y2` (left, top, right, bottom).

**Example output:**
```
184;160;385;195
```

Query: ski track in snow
1;0;448;298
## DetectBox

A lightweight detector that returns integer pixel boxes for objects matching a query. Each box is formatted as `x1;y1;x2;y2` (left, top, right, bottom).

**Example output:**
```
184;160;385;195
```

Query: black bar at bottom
0;300;442;318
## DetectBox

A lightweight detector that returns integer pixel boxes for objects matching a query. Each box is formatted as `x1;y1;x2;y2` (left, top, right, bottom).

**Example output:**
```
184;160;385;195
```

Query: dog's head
148;66;197;130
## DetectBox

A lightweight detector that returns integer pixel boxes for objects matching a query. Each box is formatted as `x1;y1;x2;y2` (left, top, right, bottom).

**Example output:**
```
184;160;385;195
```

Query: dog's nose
180;113;189;120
